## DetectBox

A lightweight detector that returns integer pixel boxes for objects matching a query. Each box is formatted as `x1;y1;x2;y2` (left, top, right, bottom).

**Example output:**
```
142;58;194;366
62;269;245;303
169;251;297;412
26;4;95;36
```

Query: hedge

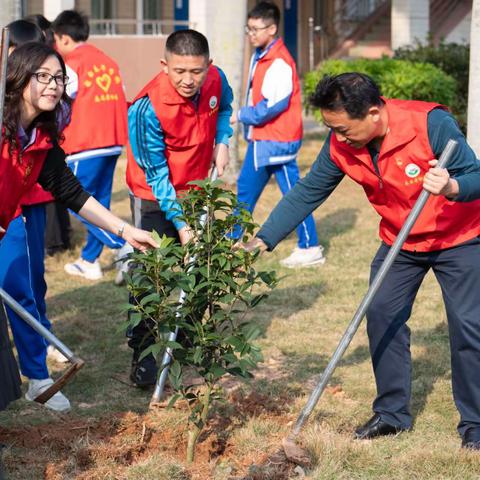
303;57;457;122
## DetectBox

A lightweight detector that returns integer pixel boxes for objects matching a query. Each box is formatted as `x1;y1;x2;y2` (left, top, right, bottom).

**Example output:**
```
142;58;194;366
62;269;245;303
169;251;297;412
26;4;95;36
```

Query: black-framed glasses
244;25;272;35
32;72;69;86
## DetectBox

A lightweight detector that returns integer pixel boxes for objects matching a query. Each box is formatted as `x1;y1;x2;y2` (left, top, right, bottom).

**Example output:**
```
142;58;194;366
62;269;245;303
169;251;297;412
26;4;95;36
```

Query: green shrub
304;57;457;122
394;40;469;130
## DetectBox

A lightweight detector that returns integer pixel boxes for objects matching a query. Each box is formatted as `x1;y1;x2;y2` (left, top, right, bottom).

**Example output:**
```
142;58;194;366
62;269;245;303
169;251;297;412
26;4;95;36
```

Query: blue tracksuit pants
0;205;50;379
68;153;125;262
367;237;480;435
236;142;319;249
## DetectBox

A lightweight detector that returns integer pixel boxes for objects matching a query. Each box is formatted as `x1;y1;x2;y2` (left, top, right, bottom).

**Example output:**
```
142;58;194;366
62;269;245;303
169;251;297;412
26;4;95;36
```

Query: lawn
1;135;479;479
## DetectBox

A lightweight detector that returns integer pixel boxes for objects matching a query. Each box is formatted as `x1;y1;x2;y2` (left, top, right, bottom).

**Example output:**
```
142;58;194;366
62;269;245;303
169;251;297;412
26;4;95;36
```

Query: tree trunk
186;386;212;463
467;0;480;156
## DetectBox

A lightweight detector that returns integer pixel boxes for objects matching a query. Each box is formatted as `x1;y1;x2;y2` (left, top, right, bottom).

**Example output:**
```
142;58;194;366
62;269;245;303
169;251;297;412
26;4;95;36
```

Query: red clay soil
0;391;301;480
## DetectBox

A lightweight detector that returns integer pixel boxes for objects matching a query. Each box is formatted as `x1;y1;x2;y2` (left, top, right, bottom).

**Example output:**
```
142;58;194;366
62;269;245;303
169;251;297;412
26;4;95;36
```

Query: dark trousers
44;202;71;255
127;195;179;354
367;237;480;435
0;300;21;411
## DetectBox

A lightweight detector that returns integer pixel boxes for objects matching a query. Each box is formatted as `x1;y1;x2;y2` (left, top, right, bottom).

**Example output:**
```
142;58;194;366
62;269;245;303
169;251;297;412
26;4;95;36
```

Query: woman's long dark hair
4;42;71;153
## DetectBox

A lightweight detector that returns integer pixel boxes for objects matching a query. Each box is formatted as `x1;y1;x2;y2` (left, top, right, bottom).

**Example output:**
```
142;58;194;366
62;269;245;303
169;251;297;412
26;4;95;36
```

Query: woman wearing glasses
0;42;156;413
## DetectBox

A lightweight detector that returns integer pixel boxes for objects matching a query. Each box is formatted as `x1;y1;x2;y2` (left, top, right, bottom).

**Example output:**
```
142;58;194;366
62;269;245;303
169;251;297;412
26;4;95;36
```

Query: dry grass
1;135;480;478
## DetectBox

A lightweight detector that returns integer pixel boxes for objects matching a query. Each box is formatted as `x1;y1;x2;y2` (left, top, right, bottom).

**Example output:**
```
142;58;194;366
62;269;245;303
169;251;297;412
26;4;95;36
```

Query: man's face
162;53;211;98
245;17;277;49
321;107;381;149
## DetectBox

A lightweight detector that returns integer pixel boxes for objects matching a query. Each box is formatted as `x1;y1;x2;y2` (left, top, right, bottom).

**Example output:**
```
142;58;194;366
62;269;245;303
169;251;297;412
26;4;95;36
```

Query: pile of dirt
0;391;302;480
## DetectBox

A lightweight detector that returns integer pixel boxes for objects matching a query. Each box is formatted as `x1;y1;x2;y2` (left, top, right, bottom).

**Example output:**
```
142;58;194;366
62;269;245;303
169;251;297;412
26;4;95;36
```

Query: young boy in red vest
52;10;130;281
126;29;233;386
233;1;323;268
245;73;480;450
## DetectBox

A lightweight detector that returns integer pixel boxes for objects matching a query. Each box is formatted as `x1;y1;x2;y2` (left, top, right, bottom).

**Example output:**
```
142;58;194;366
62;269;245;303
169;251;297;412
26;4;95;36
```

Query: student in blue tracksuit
233;2;324;268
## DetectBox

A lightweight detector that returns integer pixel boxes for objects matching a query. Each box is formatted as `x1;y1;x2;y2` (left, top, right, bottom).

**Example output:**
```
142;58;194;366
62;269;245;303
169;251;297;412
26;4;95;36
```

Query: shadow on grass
316;208;359;254
251;281;327;337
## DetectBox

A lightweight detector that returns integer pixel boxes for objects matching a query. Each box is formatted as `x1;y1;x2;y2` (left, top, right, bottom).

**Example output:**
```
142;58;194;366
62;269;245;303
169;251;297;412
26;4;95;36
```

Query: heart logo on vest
209;96;218;109
96;73;112;93
405;163;421;178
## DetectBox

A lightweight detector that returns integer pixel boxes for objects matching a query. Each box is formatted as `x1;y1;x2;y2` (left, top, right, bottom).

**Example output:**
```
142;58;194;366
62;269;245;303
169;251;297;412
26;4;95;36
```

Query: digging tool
282;139;459;466
150;167;219;406
0;288;85;404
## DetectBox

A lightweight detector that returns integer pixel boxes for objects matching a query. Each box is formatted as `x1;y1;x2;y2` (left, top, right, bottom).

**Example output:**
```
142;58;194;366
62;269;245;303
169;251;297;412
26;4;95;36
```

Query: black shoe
462;427;480;450
130;353;158;388
354;414;408;440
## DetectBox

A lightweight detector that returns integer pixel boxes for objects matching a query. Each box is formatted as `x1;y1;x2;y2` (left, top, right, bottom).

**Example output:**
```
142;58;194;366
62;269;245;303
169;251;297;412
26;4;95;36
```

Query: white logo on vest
209;96;218;109
405;163;421;178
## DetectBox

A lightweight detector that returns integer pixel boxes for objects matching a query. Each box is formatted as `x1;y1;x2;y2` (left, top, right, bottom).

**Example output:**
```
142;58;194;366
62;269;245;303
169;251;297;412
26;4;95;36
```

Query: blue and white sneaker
64;258;103;280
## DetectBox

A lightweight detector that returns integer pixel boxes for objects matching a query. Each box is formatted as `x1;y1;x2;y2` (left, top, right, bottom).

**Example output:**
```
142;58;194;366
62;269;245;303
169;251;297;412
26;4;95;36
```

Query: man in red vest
245;73;480;450
52;10;130;281
233;1;323;269
126;29;233;386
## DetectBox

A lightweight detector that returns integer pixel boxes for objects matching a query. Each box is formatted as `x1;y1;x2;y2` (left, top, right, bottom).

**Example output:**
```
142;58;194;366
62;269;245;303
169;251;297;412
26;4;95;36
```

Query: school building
1;0;473;100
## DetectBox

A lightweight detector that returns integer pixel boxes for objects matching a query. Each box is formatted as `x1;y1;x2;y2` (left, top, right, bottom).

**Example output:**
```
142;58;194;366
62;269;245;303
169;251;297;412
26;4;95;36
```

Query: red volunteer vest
329;99;480;252
62;44;128;155
126;66;222;200
251;38;302;142
0;129;52;236
17;183;53;212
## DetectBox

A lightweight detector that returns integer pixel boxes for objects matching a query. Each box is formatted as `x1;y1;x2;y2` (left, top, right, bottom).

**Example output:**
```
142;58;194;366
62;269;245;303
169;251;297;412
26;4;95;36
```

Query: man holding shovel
245;73;480;450
126;29;233;387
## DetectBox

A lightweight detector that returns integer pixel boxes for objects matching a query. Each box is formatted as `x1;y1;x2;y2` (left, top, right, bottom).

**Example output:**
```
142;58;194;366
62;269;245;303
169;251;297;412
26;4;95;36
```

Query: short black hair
310;73;383;119
7;20;44;47
24;14;51;31
24;14;54;47
248;1;280;27
165;29;209;59
51;10;89;42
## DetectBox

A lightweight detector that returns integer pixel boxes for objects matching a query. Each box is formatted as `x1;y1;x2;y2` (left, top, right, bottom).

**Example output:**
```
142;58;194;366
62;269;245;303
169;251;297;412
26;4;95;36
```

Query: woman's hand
122;224;159;252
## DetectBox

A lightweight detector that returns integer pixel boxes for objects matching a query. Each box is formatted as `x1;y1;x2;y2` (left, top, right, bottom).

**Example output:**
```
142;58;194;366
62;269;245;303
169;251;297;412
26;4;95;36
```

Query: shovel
0;288;85;404
282;139;458;466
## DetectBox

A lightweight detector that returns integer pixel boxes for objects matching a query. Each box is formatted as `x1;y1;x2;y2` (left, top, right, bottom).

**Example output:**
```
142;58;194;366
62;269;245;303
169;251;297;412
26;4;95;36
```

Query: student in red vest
232;1;323;268
0;19;72;412
0;43;156;413
126;29;233;386
26;13;73;255
52;10;131;281
244;73;480;450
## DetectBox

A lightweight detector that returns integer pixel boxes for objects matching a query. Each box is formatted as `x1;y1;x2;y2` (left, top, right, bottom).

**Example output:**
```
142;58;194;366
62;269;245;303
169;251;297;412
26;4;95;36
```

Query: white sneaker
280;246;326;268
64;258;103;280
25;378;71;412
114;243;134;286
47;345;69;363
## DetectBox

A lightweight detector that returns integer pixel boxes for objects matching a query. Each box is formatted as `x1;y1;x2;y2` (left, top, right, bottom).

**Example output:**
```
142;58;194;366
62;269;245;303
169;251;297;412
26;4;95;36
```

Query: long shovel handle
0;28;10;146
0;288;85;403
290;139;458;437
150;167;219;405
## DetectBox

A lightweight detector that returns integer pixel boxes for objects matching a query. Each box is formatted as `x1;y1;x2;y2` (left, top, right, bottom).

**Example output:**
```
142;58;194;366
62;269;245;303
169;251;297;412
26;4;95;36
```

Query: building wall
445;10;471;43
26;0;43;16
